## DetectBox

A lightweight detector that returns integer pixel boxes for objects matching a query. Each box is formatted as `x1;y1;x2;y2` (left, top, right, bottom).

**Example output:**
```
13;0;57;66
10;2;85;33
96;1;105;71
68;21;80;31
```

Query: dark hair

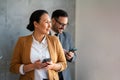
27;10;48;31
51;9;68;19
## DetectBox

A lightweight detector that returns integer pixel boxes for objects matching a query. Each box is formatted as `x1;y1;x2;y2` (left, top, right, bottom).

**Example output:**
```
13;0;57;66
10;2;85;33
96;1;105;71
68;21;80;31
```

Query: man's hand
65;51;74;60
64;49;74;60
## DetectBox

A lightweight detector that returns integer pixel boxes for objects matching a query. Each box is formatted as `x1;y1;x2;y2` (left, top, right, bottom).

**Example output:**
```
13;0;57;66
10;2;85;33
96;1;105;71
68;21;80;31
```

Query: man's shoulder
62;31;69;35
61;32;71;37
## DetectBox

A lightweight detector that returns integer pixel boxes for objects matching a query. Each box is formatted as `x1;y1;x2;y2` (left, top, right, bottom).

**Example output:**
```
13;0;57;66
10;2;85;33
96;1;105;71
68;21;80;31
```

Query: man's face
52;16;68;33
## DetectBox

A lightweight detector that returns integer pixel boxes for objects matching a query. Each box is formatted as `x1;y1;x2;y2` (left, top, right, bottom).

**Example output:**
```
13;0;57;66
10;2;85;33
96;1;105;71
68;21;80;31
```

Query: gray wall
0;0;75;80
75;0;120;80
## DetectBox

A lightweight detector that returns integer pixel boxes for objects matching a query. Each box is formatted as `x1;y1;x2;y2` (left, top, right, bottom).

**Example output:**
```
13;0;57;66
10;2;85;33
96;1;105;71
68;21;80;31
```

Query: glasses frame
54;18;68;27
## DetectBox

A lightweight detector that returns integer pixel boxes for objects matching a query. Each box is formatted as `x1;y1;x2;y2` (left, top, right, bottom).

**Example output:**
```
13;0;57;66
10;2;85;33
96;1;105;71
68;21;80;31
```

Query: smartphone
42;58;51;63
69;48;77;52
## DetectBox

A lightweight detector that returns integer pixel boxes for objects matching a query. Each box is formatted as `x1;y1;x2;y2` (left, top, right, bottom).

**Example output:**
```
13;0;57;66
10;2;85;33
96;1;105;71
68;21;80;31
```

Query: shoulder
62;31;69;35
17;34;32;42
61;32;72;38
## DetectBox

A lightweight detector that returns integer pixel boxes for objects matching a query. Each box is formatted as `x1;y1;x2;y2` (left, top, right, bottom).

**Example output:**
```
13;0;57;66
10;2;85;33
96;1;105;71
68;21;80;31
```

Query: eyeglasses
55;18;68;27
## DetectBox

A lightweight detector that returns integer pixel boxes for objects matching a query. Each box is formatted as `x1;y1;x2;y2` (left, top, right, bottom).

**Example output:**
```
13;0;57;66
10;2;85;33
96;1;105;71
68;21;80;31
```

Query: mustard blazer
10;34;67;80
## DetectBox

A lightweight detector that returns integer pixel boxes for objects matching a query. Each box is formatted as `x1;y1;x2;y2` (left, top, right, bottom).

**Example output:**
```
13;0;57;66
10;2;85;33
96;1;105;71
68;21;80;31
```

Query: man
50;9;76;80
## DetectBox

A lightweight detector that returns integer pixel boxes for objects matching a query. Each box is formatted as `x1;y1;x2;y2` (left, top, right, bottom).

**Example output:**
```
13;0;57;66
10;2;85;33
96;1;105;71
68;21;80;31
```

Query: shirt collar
32;35;47;45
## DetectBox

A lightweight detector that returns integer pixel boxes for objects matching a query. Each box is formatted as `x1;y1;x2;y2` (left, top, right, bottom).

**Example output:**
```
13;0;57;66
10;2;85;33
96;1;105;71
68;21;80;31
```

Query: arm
45;36;67;72
10;38;23;74
63;32;77;62
23;60;49;73
55;38;67;71
64;49;77;62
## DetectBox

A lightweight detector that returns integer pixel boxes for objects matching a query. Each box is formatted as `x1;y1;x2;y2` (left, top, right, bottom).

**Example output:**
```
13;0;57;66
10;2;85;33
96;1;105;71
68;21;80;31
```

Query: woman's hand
44;61;54;70
34;60;48;69
44;61;62;71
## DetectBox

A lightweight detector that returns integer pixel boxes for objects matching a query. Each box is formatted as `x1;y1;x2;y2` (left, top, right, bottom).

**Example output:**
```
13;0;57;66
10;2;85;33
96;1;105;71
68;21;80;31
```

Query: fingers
34;60;41;69
65;52;74;60
66;52;74;57
34;59;52;69
34;60;54;70
40;63;48;68
44;62;54;70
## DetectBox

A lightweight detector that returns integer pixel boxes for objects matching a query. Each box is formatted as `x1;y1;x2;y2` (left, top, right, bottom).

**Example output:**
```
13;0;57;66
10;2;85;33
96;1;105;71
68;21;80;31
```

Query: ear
52;18;56;24
33;21;38;28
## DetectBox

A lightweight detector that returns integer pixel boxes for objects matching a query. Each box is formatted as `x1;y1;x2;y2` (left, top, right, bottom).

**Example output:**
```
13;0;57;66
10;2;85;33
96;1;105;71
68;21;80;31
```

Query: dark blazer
59;32;76;80
10;34;67;80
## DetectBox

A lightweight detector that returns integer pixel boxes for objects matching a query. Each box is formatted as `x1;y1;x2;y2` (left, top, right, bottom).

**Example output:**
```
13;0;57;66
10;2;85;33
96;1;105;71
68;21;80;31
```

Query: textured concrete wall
75;0;120;80
0;0;75;80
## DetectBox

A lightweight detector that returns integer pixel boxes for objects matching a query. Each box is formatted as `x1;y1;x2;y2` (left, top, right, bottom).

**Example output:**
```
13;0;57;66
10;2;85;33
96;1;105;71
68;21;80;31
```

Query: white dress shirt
19;35;50;80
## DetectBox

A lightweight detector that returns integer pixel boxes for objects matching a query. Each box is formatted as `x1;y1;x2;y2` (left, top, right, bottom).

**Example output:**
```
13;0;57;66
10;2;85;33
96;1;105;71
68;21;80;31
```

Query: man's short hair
51;9;68;19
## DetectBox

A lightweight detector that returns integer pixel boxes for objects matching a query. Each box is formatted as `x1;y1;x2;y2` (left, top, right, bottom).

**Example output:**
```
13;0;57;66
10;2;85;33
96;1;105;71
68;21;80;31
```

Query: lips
59;28;64;30
58;28;64;33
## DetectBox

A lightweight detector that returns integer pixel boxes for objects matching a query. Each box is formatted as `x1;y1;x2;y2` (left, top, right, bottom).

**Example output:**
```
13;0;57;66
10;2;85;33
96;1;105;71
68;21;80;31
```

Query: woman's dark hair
51;9;68;19
27;10;48;31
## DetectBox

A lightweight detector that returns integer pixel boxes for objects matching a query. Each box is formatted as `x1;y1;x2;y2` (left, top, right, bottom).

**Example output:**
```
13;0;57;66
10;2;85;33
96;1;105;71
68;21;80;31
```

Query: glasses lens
55;18;67;27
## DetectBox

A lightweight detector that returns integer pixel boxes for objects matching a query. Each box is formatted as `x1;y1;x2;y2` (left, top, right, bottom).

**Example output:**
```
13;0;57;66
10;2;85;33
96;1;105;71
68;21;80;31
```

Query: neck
33;31;45;42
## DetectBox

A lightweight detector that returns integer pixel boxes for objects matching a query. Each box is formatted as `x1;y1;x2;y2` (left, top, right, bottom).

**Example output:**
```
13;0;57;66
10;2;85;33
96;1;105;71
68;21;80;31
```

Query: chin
59;30;63;33
47;31;50;34
59;32;62;33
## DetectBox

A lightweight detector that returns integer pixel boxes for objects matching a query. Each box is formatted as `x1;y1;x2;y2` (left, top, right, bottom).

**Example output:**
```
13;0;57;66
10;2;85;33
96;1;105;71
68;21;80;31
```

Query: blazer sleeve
64;32;77;62
56;37;67;71
10;37;23;74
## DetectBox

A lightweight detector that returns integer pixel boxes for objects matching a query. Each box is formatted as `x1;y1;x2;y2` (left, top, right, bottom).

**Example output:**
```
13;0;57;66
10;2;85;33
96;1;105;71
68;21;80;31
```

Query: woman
10;10;67;80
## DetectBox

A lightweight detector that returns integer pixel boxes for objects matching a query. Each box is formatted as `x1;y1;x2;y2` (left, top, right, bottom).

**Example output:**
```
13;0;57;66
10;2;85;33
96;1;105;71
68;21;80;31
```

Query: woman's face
34;13;51;35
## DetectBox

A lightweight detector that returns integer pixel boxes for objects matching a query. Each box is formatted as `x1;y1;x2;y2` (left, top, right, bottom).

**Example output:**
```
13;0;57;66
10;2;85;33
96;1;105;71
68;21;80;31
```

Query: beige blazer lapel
46;35;57;63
